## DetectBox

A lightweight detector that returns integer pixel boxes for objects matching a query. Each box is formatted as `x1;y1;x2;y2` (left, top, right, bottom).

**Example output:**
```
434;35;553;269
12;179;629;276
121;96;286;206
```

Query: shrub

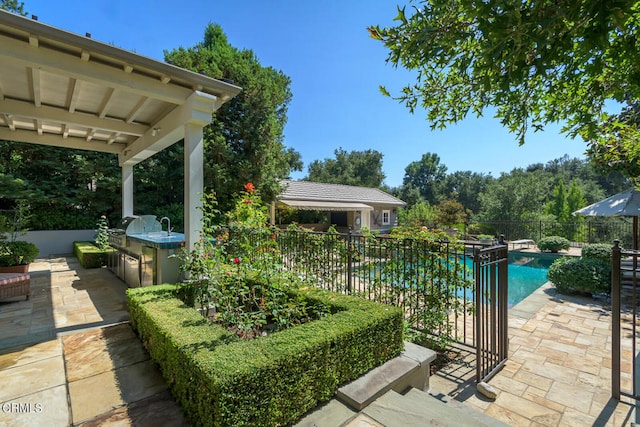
547;257;611;295
581;243;615;263
0;241;39;267
127;284;403;427
538;236;570;252
94;216;110;250
73;241;114;268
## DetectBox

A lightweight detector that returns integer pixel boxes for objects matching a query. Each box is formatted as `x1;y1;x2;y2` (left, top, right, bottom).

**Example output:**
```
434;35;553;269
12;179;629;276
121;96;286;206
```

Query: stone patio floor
0;256;638;426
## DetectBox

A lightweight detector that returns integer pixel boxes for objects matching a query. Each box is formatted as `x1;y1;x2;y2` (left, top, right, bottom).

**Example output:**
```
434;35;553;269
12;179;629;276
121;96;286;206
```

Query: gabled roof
0;10;241;166
279;180;405;207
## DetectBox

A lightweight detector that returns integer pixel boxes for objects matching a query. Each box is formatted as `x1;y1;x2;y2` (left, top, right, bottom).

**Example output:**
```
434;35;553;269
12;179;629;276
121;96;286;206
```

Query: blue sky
27;0;588;188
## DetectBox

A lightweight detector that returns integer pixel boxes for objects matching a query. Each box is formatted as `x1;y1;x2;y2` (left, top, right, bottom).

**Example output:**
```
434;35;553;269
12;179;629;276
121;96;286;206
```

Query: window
382;210;390;225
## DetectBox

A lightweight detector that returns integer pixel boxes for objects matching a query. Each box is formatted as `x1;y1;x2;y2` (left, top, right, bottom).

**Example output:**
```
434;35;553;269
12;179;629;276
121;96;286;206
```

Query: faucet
160;217;171;235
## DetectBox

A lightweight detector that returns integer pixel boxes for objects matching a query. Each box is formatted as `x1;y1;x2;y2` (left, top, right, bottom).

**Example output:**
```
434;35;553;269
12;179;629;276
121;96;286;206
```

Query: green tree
435;198;470;228
306;148;386;188
567;179;587;216
369;2;640;180
547;179;570;222
442;171;493;214
0;143;121;229
165;24;301;213
400;153;447;205
397;201;436;228
478;169;552;222
0;0;26;15
587;101;640;184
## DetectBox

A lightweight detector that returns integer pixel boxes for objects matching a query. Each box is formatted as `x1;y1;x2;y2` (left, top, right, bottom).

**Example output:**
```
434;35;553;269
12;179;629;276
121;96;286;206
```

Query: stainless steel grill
107;215;183;287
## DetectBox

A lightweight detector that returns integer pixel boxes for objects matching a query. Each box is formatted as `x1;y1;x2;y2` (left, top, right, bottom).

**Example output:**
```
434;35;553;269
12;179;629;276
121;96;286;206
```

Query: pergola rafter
0;10;242;249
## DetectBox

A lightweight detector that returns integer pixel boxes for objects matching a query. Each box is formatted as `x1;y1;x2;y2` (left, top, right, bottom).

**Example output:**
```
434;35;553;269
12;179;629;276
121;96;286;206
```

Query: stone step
361;388;510;427
336;342;436;411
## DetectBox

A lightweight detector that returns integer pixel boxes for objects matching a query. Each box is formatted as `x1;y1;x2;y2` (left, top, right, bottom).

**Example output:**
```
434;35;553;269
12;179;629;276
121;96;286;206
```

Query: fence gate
473;243;509;383
611;241;640;401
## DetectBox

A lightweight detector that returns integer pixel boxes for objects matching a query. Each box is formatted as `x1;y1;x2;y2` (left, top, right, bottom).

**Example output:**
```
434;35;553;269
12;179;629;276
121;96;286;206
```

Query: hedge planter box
127;285;404;427
73;241;115;269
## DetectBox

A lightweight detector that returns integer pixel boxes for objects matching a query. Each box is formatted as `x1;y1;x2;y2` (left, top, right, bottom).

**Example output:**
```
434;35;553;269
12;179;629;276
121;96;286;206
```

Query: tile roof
278;180;405;207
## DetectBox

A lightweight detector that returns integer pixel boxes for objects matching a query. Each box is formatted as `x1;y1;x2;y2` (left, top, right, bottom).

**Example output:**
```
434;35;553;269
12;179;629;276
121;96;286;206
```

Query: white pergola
0;10;241;249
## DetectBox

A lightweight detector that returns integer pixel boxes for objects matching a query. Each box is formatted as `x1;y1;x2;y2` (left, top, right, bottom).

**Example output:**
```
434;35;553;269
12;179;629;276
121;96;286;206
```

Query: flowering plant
175;183;329;339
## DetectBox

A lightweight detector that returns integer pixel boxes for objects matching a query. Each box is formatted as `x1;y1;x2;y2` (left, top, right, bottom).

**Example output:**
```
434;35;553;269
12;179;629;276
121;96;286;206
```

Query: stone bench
336;341;437;411
0;273;31;301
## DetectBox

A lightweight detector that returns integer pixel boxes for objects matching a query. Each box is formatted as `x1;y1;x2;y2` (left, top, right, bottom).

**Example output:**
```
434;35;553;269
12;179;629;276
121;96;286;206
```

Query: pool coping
509;281;556;319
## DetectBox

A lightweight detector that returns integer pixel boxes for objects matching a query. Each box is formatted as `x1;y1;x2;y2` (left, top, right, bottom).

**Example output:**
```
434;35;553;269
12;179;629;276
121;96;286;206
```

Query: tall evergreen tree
165;24;301;213
547;179;570;222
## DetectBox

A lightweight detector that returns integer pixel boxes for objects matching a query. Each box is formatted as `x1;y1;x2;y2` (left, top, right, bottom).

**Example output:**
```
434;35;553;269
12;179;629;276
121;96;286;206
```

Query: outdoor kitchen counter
127;232;186;249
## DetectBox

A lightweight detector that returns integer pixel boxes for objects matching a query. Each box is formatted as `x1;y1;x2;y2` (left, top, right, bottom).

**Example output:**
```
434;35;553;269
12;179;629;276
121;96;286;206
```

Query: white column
122;163;134;217
184;123;204;251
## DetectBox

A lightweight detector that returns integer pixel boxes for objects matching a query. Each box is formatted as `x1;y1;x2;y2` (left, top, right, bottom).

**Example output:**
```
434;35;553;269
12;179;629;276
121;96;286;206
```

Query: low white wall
17;230;96;258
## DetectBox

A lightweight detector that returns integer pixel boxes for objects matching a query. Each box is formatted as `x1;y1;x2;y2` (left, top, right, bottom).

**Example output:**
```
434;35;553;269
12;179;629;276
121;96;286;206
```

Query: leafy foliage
0;143;121;229
127;284;403;427
548;257;611;295
94;216;109;251
537;236;571;252
306;148;386;188
165;24;301;213
369;2;640;183
478;169;552;222
0;0;26;15
581;243;615;263
0;241;39;267
397;201;436;228
399;152;447;205
435;198;470;228
176;185;328;339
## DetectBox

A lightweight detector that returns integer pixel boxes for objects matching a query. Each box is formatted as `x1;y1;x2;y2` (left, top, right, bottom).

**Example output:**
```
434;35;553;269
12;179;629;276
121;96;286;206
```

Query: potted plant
0;202;39;273
0;241;39;273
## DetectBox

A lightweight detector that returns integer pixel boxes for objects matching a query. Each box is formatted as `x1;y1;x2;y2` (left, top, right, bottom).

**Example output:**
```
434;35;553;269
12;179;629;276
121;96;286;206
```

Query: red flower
233;257;240;264
226;271;231;277
242;199;252;204
244;182;255;193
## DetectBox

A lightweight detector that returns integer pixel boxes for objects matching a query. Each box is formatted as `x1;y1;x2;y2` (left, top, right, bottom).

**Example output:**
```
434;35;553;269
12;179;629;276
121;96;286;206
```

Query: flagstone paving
0;258;187;426
0;256;638;426
430;282;638;426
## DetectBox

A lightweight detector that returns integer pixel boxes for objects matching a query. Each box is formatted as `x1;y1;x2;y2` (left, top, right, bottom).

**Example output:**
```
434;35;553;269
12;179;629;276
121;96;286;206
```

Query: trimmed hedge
581;243;614;263
127;285;404;427
547;257;611;295
538;236;570;253
73;241;114;268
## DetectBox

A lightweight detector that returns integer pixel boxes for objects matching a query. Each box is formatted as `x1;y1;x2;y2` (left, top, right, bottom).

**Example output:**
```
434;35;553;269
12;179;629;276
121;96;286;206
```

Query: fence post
347;227;353;294
612;239;621;400
539;220;542;241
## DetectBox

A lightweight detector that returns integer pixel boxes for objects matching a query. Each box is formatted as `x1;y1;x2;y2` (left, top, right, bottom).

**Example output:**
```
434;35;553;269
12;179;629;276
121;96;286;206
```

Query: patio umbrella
573;188;640;250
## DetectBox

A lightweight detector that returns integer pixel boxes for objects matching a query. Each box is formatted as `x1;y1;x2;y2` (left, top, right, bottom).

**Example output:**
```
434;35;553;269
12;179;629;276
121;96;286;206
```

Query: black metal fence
473;218;634;247
225;226;498;348
611;241;640;401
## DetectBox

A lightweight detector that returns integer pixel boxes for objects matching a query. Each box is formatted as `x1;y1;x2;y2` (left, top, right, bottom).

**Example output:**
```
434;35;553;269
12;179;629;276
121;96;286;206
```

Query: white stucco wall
13;230;96;258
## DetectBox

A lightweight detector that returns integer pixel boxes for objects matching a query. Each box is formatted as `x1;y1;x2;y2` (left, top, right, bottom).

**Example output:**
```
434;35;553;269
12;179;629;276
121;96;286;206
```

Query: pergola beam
1;98;147;136
0;127;125;153
119;91;217;166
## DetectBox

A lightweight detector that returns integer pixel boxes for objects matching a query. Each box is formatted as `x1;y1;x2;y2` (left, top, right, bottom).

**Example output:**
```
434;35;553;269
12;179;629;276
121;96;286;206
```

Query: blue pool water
507;253;553;306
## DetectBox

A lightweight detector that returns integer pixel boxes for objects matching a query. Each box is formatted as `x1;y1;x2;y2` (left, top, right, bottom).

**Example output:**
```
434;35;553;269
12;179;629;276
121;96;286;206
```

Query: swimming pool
507;253;554;307
354;252;555;308
455;252;554;307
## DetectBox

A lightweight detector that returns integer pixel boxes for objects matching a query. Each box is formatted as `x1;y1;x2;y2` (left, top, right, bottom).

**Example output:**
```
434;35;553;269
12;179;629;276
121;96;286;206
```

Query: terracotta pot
0;264;29;274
